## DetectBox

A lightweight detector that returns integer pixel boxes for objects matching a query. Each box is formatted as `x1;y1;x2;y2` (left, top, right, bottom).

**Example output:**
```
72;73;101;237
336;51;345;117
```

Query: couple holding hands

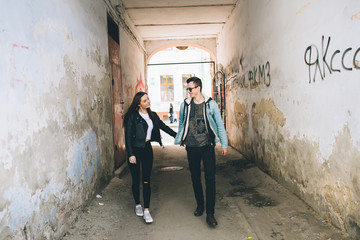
124;77;228;227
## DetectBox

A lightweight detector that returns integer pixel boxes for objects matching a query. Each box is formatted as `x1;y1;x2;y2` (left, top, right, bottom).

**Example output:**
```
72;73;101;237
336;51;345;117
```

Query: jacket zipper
182;102;191;142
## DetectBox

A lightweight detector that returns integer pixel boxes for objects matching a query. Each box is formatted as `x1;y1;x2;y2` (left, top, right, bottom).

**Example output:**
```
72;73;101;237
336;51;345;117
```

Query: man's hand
129;156;136;164
221;148;228;156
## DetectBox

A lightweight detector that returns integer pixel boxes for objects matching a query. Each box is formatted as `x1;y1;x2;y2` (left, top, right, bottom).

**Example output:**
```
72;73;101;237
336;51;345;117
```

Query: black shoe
206;214;218;227
193;205;204;216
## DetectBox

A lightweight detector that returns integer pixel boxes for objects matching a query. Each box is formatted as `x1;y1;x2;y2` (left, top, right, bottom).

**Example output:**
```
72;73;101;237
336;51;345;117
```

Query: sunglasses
186;86;199;92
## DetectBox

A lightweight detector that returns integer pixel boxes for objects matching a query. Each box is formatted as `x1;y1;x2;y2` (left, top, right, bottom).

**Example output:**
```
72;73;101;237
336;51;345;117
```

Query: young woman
124;92;177;223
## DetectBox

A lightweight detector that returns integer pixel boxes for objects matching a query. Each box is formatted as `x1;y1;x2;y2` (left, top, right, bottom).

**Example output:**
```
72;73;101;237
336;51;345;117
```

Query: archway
146;44;218;146
147;42;216;65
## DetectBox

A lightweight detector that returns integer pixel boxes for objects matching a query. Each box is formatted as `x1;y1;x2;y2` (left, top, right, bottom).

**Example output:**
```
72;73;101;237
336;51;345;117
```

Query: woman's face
138;94;151;110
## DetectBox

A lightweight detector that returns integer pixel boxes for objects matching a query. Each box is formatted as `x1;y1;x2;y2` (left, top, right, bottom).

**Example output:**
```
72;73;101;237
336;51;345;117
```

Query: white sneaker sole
144;218;153;223
143;214;153;223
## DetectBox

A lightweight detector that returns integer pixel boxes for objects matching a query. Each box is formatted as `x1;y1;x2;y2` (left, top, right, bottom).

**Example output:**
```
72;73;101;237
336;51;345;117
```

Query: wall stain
1;49;113;239
251;98;286;130
234;100;248;128
321;125;360;231
227;99;251;152
347;218;360;238
90;45;102;68
351;11;360;21
228;93;360;236
296;2;311;15
241;119;360;235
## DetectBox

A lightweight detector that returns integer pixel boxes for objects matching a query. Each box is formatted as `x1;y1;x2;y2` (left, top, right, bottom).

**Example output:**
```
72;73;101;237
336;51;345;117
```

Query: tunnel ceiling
115;0;238;40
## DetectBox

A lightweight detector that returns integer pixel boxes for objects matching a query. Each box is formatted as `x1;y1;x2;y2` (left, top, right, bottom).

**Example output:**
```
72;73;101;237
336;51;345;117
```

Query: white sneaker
143;211;153;223
135;206;143;216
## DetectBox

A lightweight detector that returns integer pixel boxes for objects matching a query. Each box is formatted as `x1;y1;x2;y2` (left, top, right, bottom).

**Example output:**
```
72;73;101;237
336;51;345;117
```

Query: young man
175;77;228;227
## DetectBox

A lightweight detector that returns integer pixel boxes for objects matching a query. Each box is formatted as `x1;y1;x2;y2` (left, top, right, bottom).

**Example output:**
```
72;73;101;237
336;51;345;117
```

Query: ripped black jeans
128;141;153;208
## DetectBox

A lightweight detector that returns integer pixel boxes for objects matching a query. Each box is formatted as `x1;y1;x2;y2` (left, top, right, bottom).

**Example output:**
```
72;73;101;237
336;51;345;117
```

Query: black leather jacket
125;111;177;158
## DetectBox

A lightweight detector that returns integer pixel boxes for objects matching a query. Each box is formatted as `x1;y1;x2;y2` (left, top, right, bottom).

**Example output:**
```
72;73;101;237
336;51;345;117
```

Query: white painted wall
119;24;147;111
217;0;360;238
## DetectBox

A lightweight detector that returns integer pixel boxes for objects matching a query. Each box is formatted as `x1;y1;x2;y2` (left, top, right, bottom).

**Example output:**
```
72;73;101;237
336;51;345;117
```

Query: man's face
186;81;200;98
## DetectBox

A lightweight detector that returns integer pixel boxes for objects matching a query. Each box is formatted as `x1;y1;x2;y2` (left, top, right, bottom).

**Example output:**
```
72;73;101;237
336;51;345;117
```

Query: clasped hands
129;156;136;164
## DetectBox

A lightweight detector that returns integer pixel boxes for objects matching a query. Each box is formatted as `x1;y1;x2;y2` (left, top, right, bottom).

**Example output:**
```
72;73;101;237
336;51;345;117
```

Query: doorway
107;14;125;168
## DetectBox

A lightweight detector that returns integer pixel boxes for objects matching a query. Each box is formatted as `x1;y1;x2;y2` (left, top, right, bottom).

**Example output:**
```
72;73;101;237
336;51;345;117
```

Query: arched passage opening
146;43;218;145
146;44;216;119
147;43;216;65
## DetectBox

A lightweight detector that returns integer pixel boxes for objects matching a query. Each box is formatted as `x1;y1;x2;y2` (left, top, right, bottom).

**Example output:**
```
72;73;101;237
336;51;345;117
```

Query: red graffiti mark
12;43;29;50
124;84;133;98
14;79;26;82
11;43;29;83
135;74;146;93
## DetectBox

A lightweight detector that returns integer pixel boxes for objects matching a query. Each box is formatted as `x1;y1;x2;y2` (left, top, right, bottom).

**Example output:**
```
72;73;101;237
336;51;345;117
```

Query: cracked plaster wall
0;0;136;239
217;0;360;238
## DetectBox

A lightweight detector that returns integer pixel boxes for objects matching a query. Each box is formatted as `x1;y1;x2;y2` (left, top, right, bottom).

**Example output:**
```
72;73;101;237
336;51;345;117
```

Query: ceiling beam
135;22;225;27
141;34;218;40
125;4;235;10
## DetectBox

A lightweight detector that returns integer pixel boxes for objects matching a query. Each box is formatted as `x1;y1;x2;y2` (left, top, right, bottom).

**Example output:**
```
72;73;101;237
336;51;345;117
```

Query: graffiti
239;54;244;70
135;74;146;93
248;62;271;88
232;60;271;89
11;43;30;83
304;36;360;83
124;84;133;98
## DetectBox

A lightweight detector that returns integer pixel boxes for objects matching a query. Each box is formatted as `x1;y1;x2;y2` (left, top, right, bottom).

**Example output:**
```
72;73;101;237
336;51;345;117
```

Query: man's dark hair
186;76;202;91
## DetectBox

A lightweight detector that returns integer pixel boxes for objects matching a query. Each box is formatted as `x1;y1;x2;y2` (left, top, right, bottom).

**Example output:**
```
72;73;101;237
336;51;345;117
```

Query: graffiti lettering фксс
304;35;360;83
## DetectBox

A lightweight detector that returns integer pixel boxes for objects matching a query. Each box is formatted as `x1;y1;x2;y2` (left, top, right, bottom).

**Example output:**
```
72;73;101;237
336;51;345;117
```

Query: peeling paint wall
0;1;119;239
119;27;146;110
217;0;360;238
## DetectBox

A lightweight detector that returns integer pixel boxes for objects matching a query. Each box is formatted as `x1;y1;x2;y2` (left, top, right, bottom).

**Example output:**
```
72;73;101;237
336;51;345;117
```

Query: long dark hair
123;92;155;127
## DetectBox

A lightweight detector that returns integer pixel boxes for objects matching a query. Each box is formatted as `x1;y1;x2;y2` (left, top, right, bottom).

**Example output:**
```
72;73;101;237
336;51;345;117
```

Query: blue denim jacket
174;95;228;149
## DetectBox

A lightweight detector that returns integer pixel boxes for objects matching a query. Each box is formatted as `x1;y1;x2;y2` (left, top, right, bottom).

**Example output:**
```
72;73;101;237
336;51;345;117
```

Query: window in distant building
160;75;174;101
182;74;196;98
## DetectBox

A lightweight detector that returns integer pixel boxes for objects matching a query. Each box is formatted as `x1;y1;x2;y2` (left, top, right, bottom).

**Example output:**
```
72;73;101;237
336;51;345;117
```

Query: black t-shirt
186;101;210;147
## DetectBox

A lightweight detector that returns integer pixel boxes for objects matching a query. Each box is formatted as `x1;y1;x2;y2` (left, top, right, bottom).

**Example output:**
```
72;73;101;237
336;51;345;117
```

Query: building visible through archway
147;46;214;121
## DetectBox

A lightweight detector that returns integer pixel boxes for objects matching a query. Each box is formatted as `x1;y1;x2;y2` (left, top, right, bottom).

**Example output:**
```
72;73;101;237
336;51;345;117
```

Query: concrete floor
62;143;352;240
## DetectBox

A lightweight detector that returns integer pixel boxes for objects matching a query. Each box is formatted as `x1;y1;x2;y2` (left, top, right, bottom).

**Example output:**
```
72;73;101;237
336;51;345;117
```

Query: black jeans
186;144;216;214
128;141;153;208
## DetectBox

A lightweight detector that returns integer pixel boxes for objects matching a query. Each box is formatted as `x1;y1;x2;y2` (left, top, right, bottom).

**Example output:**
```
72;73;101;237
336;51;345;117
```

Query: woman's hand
129;156;136;164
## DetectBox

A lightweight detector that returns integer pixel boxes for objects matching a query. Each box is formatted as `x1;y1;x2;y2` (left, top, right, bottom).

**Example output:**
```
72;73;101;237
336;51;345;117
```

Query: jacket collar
184;94;211;105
